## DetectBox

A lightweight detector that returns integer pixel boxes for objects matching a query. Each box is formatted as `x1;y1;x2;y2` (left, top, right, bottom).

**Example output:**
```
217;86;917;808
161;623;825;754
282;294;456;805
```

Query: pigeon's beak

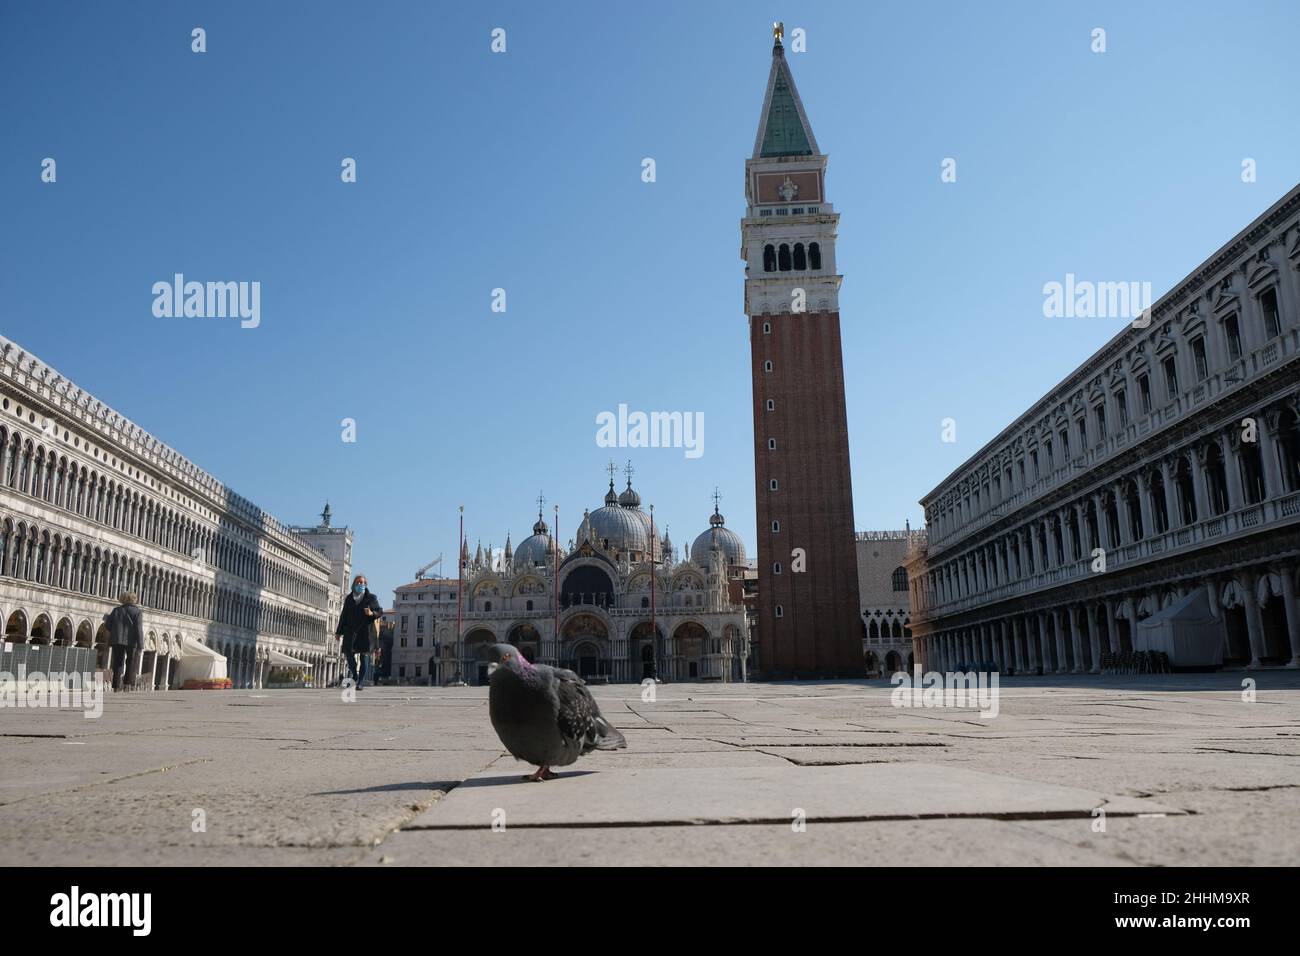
487;662;499;675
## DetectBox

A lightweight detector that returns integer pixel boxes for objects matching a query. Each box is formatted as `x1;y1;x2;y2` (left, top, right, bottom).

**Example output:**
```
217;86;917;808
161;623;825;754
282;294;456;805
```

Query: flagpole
650;503;657;682
553;504;560;665
456;505;463;685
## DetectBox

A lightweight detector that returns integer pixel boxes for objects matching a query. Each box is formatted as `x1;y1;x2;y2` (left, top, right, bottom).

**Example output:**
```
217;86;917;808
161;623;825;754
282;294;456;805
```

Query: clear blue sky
3;1;1298;599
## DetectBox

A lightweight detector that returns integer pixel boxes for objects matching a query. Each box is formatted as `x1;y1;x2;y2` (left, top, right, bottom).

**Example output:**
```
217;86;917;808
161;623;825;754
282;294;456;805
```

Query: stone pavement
1;673;1297;866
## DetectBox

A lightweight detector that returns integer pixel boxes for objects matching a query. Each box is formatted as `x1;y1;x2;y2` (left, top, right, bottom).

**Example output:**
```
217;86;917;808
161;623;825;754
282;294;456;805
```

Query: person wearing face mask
335;574;384;689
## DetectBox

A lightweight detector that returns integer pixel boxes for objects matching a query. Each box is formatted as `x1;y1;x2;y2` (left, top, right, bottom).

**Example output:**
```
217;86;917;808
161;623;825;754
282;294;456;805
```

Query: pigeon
486;643;626;781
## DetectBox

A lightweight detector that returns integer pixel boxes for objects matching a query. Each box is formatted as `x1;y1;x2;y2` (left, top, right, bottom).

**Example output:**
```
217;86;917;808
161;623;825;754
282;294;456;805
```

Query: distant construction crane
414;554;443;581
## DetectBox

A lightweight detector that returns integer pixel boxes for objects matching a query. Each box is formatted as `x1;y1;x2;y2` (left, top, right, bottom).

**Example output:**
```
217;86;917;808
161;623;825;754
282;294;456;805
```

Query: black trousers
110;645;135;690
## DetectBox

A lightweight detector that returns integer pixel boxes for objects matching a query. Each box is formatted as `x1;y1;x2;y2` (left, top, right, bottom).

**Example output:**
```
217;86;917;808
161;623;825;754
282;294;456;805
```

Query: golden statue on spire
773;21;784;43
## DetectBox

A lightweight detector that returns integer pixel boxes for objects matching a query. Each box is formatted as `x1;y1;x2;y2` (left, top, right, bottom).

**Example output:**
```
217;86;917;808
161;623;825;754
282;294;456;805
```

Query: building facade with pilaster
906;186;1300;675
0;335;339;690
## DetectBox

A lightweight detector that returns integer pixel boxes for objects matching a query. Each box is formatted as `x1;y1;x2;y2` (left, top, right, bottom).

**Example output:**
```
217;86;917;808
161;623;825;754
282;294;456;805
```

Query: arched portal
505;622;541;663
464;628;496;686
30;614;52;645
672;621;709;680
562;613;609;678
560;565;615;610
6;610;29;643
628;621;663;680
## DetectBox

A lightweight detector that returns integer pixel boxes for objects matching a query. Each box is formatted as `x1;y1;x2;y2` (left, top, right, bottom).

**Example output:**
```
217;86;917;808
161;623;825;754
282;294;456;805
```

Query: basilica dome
513;513;557;568
617;479;655;539
588;481;651;554
690;506;746;566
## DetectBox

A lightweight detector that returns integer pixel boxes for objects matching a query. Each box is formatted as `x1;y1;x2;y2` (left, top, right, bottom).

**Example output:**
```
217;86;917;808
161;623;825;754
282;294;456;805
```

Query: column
1191;445;1212;519
1011;617;1024;672
1160;457;1182;528
1036;612;1050;672
1067;607;1084;673
1054;609;1069;673
1112;482;1132;546
1074;502;1091;556
1137;472;1155;537
1277;565;1300;668
1057;510;1072;565
1258;410;1284;499
1089;608;1102;673
1239;572;1265;668
1221;433;1245;510
1092;493;1112;551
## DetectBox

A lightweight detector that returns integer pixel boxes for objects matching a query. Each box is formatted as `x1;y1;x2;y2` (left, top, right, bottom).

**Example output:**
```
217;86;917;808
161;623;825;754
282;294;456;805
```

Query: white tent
1134;588;1224;668
177;639;227;683
268;649;311;670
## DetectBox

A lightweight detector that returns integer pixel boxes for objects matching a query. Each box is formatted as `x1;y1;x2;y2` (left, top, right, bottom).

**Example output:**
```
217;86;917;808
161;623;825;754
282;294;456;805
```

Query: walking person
335;574;383;689
105;592;144;692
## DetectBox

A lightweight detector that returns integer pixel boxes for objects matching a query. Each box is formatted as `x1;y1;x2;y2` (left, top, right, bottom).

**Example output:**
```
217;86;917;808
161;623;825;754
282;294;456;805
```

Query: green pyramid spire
759;64;813;158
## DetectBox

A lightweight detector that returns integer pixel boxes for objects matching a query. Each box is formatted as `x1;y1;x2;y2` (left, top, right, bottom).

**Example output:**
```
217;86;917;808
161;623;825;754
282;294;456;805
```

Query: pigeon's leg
524;766;556;782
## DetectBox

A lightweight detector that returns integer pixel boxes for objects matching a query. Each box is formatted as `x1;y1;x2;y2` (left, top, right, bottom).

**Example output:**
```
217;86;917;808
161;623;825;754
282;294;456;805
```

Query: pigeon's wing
554;671;627;754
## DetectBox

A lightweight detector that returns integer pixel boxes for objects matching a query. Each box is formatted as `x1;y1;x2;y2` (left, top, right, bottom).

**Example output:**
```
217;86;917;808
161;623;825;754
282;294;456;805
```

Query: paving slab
362;817;1127;867
403;762;1183;829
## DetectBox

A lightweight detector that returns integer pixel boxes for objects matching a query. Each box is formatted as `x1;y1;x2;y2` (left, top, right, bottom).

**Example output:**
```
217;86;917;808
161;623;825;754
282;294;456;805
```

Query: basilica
390;469;751;685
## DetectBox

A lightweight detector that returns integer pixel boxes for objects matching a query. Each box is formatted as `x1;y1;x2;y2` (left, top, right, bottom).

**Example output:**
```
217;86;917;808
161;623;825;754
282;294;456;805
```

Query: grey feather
486;643;626;770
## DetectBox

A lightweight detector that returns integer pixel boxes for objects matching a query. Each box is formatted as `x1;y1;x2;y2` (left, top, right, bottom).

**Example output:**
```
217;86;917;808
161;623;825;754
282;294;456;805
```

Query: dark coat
106;603;144;649
335;589;383;653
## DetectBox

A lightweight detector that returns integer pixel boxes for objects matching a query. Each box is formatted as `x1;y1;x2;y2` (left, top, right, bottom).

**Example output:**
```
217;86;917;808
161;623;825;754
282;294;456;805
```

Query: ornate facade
907;187;1300;674
857;529;926;675
391;472;749;685
0;335;339;689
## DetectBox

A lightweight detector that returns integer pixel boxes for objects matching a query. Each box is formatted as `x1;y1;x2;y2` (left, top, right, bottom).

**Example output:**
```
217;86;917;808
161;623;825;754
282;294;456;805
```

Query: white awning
268;649;311;669
181;640;226;662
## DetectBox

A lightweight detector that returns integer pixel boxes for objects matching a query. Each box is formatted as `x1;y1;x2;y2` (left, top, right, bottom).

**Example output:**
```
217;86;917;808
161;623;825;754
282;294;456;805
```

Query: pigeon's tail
593;717;627;750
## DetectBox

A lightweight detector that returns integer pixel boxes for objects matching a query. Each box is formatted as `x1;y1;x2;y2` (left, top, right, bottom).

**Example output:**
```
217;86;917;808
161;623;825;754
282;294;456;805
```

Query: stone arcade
0;335;340;689
907;187;1300;674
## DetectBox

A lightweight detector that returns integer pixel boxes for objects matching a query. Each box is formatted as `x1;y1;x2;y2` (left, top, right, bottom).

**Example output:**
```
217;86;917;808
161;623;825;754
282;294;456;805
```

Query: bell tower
742;23;861;677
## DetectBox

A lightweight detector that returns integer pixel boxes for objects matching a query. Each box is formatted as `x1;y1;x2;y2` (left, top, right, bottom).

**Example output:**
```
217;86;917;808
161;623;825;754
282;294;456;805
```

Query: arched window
762;322;771;334
793;243;806;270
778;244;791;271
768;438;776;450
483;601;492;612
764;360;773;372
769;478;778;491
766;399;774;411
892;566;908;591
809;242;821;270
774;562;783;574
772;520;780;533
525;600;533;611
775;605;784;618
762;244;776;272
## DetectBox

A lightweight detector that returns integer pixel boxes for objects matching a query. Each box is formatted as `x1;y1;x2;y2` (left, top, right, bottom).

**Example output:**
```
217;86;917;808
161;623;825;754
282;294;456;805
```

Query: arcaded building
857;529;926;675
906;187;1300;674
744;25;862;677
0;335;338;689
390;473;749;685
